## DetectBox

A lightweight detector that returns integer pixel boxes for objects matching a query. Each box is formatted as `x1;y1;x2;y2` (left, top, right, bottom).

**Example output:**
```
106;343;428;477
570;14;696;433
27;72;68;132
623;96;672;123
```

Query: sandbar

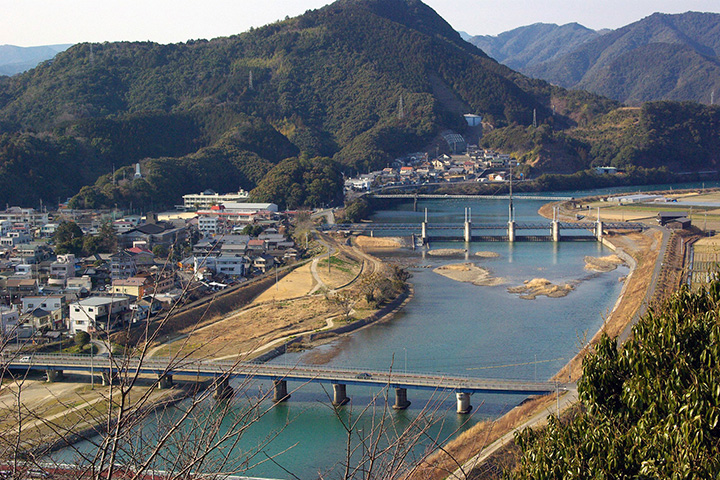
507;278;574;300
433;263;505;286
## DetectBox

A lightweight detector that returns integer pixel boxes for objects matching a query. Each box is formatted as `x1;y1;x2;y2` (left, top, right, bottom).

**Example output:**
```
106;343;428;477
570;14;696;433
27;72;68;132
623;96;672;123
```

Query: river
55;187;695;478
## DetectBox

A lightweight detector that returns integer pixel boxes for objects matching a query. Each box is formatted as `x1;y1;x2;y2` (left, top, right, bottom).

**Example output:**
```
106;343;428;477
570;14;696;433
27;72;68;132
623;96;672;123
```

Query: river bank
413;202;665;480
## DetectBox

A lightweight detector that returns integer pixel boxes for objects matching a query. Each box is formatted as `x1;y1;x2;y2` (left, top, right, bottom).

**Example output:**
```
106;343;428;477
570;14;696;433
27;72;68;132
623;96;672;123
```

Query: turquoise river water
54;193;649;479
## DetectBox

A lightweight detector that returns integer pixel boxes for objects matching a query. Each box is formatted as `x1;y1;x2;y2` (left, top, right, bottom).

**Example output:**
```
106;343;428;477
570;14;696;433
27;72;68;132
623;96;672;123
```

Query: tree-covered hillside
511;282;720;478
482;102;720;174
524;12;720;104
0;0;612;209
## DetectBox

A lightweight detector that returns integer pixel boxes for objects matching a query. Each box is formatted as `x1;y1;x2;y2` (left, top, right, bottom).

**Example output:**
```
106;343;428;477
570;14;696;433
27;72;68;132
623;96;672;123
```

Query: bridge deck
6;354;558;395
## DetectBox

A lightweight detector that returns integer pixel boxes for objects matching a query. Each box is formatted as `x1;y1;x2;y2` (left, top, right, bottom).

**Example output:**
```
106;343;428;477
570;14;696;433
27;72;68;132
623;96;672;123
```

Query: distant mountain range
465;12;720;105
465;23;604;71
0;44;72;76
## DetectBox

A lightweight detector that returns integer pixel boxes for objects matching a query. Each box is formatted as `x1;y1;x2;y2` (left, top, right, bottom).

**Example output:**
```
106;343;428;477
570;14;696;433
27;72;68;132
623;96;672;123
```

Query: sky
3;0;720;47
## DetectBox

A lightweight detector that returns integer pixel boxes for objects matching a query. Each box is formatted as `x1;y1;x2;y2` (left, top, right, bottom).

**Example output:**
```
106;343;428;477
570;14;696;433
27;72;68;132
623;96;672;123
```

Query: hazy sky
3;0;720;46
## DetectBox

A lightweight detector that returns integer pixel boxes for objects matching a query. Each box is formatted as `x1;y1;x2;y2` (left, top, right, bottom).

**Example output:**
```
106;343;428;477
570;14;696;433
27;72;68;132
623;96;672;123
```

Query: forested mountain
523;12;720;104
0;0;611;209
0;44;71;76
1;1;719;210
466;23;602;71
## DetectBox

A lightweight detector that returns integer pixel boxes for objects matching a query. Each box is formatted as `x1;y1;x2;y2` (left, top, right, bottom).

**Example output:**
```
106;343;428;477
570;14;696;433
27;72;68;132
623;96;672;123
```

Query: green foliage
241;225;264;237
152;244;168;258
512;283;720;478
342;198;372;222
251;156;344;210
74;331;90;347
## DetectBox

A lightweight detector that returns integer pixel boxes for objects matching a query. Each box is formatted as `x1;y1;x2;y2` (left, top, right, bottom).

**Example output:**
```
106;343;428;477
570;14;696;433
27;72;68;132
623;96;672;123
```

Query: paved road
7;354;559;395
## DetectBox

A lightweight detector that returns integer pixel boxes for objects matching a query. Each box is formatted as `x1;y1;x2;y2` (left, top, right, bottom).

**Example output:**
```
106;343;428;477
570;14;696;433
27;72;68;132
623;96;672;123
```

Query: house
252;254;275;273
5;278;38;300
110;277;148;298
22;307;63;331
119;222;187;249
49;254;77;286
68;296;131;334
21;295;66;316
110;251;137;280
0;306;19;336
247;239;266;253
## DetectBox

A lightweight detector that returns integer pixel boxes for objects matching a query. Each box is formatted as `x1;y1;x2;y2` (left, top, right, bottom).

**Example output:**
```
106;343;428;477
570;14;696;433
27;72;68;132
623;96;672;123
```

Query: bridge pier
456;392;473;414
273;379;291;403
332;383;350;406
508;221;516;242
158;374;173;389
551;221;561;242
464;207;472;243
45;369;63;382
595;221;604;240
101;371;118;386
392;388;411;410
421;209;429;245
214;377;233;399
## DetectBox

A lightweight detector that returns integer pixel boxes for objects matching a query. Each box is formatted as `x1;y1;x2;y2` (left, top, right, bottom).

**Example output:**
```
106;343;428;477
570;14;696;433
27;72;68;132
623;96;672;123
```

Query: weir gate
6;354;559;414
325;210;644;244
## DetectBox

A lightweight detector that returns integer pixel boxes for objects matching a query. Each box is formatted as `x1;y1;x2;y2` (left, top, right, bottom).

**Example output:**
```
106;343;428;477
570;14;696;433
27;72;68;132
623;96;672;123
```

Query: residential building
49;254;77;286
0;207;49;227
22;307;63;331
21;295;66;315
0;306;19;336
110;251;137;280
110;277;148;298
68;296;131;334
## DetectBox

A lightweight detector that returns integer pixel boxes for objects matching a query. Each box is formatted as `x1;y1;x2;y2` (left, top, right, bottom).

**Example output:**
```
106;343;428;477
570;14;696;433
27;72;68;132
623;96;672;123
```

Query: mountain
0;44;72;76
466;23;602;71
0;0;613;209
524;12;720;104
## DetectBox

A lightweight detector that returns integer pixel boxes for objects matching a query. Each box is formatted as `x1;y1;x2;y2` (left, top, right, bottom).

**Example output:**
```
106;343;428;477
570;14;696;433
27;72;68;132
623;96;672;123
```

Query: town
0;191;302;350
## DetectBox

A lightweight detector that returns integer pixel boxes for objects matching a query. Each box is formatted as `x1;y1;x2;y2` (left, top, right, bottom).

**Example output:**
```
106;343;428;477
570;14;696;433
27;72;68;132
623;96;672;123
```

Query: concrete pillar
464;221;472;243
45;370;63;382
214;377;233;399
595;221;604;241
421;222;428;245
158;374;173;389
392;388;411;410
101;371;118;386
456;392;472;414
332;383;350;406
551;221;561;242
508;221;516;242
273;379;290;403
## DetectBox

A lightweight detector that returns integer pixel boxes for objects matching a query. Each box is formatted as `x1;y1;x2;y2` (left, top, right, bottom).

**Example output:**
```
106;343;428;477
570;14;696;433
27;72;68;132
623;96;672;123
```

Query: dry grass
412;394;557;480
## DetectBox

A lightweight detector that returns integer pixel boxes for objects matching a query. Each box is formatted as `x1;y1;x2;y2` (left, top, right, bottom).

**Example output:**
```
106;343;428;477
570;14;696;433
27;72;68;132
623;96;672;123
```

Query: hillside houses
344;148;518;191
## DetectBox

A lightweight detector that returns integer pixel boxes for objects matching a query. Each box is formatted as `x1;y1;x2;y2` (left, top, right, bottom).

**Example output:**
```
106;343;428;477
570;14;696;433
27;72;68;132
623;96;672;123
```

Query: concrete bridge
5;354;559;414
325;209;643;244
370;194;573;201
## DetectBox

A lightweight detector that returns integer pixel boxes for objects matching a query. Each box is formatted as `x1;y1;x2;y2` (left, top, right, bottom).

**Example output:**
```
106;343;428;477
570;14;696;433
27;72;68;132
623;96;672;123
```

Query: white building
49;254;77;286
22;295;66;314
0;306;19;336
194;255;246;279
69;296;131;334
464;114;483;127
0;207;49;227
182;189;249;211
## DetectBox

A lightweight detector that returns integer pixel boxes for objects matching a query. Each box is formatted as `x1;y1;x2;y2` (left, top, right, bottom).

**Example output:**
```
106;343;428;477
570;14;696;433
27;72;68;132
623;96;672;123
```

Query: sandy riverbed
433;263;506;286
584;254;625;272
507;278;575;299
427;248;467;256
